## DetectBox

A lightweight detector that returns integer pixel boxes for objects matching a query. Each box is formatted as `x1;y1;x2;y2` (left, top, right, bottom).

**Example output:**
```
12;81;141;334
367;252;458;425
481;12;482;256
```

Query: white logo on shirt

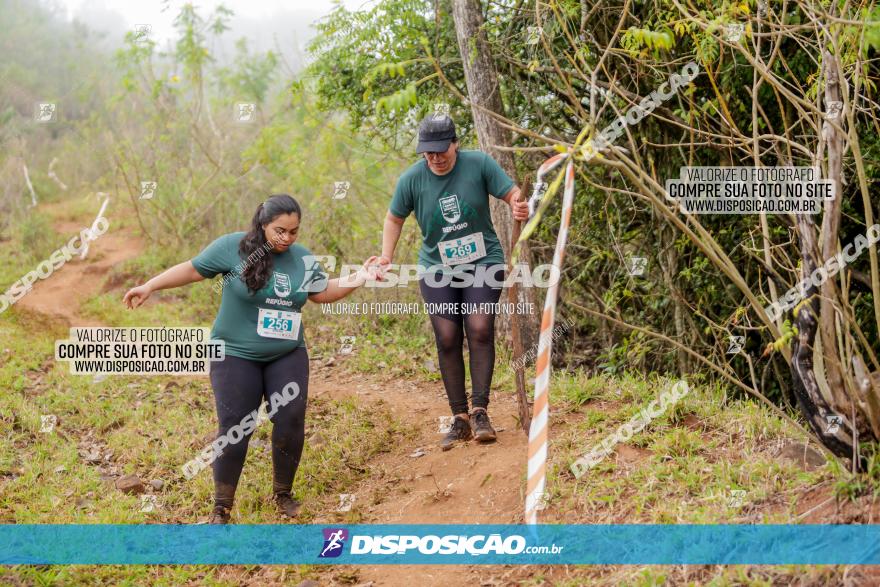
439;194;462;224
274;272;292;298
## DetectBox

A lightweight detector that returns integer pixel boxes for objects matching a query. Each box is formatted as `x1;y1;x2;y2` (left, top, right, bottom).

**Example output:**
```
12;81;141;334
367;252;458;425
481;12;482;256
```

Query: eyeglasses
270;227;299;239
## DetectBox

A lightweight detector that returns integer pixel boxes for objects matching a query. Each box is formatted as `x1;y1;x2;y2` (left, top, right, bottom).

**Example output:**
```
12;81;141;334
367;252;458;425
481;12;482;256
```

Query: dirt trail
312;371;530;586
317;371;527;524
16;203;143;326
21;203;538;586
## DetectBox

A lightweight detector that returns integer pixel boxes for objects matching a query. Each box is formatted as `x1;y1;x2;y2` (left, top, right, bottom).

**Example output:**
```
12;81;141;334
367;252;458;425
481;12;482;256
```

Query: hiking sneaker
209;505;231;524
439;416;473;451
274;492;302;518
471;409;497;442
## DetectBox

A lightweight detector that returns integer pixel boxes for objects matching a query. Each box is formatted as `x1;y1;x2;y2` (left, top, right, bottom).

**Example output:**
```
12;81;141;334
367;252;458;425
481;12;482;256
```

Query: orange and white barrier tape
524;152;575;524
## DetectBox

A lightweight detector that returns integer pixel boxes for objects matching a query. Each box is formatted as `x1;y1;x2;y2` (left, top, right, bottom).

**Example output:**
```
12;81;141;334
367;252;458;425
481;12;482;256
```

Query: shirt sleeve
191;234;237;279
300;248;330;294
389;172;414;219
482;152;516;199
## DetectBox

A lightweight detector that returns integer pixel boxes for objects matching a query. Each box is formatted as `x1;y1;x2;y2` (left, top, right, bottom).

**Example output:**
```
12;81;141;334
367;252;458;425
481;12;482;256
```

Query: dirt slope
312;370;530;586
16;210;143;326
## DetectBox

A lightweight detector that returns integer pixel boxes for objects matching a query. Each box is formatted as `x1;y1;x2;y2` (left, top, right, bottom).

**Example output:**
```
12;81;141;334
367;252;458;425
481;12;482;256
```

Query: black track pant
208;346;309;509
418;264;504;415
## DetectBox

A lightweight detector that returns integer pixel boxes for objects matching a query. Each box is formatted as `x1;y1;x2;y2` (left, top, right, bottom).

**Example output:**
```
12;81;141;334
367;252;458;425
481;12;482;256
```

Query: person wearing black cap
375;115;529;451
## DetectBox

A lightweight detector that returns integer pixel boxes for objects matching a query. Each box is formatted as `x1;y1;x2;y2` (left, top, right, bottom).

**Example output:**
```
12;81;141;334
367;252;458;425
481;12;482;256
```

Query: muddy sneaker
274;492;302;518
471;409;497;442
209;505;231;524
439;416;473;451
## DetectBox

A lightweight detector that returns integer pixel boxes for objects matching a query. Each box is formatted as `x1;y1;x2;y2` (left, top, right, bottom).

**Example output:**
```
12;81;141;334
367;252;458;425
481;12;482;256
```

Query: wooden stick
22;162;37;207
508;187;531;435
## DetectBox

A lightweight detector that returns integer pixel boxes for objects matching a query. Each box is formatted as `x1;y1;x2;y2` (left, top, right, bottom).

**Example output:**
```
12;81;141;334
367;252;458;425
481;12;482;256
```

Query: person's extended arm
308;256;379;304
380;211;406;263
123;261;205;308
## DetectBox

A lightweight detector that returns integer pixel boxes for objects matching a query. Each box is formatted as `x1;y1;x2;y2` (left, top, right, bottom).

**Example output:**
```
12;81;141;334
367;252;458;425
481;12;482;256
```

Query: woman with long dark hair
123;194;376;523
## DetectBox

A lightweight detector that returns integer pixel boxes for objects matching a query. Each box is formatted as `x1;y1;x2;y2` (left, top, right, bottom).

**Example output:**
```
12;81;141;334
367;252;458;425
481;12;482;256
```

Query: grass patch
543;372;830;525
0;251;406;583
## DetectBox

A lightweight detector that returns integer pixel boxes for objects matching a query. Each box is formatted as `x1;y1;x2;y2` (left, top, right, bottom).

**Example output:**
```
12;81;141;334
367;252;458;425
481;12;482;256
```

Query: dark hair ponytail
239;194;302;293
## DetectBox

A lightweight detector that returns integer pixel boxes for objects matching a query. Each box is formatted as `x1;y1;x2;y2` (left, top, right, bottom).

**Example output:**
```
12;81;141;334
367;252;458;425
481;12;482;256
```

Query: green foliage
363;60;411;86
621;27;676;57
173;3;232;81
305;0;880;418
694;32;720;66
598;332;654;376
865;7;880;54
15;213;56;265
216;39;279;104
306;0;465;147
376;82;418;114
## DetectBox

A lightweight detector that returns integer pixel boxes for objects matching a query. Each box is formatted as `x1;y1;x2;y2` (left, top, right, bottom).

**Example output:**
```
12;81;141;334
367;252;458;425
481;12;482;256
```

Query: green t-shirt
191;232;328;362
389;150;515;268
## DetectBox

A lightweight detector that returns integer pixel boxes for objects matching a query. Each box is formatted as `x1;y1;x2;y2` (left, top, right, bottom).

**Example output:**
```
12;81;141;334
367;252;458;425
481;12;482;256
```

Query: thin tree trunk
818;50;850;415
792;214;860;467
451;0;538;353
660;222;689;374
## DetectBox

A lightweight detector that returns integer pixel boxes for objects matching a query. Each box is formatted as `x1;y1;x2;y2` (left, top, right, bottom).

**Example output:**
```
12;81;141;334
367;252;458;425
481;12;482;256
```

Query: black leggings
208;346;309;509
418;265;504;415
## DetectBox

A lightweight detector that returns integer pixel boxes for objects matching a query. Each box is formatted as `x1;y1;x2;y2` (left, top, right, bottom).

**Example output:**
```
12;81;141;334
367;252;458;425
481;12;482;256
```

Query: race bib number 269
438;232;487;266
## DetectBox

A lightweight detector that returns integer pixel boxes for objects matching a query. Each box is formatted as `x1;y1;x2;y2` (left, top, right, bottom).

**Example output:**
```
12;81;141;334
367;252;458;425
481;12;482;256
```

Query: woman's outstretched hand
123;284;152;309
371;254;392;281
361;255;382;283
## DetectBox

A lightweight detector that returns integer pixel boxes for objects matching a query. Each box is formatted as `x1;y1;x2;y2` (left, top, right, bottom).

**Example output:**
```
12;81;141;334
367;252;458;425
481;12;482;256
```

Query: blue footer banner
2;525;880;565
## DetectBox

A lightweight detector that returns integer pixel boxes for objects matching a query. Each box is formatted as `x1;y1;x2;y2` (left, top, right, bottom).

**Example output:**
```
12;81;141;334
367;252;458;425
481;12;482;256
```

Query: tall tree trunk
660;222;690;374
451;0;538;353
818;50;850;415
792;214;860;467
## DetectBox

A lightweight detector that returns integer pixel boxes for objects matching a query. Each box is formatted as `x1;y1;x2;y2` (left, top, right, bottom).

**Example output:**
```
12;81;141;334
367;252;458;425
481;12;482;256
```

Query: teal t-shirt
191;232;328;362
389;150;515;268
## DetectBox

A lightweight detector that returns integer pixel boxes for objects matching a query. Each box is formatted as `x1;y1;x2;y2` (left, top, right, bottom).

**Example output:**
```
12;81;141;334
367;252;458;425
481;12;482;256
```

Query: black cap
416;114;457;154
